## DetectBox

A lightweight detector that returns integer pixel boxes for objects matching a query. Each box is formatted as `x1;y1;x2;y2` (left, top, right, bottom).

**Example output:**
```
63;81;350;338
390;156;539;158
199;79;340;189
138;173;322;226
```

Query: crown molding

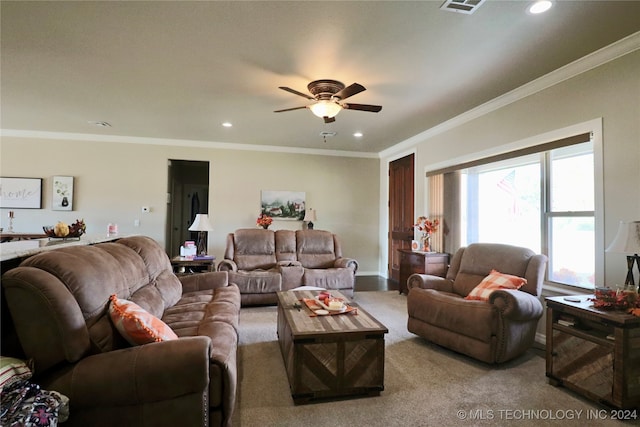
2;32;637;162
0;129;378;159
378;31;640;159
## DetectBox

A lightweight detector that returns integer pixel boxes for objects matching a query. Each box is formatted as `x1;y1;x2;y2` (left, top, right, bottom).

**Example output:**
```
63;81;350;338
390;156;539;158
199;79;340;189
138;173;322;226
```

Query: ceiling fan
274;79;382;123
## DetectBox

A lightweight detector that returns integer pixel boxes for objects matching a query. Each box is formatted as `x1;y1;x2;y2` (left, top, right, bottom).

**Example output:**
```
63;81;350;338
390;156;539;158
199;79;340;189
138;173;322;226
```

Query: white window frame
424;118;604;293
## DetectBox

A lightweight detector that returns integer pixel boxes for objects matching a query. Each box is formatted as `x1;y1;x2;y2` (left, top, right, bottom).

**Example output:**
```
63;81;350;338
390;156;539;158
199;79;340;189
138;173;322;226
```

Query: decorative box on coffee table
276;290;388;404
545;295;640;409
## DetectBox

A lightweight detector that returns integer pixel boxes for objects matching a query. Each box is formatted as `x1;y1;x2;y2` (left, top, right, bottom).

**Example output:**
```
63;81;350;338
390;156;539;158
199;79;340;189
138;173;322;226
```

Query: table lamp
606;220;640;291
303;208;317;230
188;214;214;256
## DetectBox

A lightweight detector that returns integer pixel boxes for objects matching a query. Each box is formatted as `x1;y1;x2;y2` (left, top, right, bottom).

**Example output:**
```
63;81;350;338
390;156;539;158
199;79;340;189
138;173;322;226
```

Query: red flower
256;214;273;227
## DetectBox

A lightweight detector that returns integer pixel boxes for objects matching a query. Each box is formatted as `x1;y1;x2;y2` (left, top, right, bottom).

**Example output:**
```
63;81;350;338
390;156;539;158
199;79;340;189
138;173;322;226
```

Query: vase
422;235;431;252
262;225;269;229
61;196;69;207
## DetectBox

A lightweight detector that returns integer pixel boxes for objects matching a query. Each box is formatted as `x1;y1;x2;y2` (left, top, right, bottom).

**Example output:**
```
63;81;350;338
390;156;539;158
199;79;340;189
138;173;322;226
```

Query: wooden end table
545;295;640;409
170;256;215;275
276;290;388;404
398;249;449;294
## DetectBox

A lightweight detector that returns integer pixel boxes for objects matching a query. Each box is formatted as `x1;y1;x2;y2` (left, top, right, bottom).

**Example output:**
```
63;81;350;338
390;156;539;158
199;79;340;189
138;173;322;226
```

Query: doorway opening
166;159;210;257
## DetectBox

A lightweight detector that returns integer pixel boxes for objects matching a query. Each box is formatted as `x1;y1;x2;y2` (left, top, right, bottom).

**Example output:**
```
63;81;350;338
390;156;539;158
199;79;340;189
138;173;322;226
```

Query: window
546;145;594;287
458;140;595;288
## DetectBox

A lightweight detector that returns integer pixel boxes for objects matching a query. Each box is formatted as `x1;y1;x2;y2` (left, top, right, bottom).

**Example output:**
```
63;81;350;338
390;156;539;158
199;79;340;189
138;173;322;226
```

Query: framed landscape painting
261;190;305;220
0;177;43;209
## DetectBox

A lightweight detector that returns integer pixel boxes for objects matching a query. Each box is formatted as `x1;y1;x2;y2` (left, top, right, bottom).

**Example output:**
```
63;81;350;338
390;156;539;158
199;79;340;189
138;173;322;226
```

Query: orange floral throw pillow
108;294;178;346
464;270;527;302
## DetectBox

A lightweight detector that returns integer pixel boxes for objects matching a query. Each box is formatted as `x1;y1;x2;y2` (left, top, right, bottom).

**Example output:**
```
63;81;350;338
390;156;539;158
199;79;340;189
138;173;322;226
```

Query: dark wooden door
388;154;414;282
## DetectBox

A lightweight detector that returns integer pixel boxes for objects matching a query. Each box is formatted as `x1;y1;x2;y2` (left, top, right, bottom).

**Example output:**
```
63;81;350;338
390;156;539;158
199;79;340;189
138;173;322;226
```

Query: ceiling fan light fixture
309;100;342;119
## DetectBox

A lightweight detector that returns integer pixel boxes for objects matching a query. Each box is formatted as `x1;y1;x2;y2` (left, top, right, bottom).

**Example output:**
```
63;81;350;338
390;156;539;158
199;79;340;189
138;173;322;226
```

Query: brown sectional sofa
217;229;358;305
1;235;240;427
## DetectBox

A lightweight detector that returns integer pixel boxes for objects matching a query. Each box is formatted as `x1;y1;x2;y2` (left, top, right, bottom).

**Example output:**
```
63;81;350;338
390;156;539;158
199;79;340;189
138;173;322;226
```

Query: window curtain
427;171;461;254
428;173;444;253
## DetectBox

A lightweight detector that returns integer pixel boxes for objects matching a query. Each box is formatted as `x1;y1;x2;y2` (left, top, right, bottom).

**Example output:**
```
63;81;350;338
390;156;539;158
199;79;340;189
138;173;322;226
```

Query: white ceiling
2;1;639;154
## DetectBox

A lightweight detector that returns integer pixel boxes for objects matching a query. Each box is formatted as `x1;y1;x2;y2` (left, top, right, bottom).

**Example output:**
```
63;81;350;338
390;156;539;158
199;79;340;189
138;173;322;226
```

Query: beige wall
0;140;381;273
1;48;638;284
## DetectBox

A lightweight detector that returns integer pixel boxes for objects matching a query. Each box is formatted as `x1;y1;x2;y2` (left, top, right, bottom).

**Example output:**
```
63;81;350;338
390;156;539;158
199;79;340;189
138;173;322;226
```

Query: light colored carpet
233;291;632;426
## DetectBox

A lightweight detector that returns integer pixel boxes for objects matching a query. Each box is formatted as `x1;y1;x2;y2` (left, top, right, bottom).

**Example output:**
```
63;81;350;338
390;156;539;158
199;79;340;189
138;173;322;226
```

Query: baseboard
535;332;546;349
355;271;381;276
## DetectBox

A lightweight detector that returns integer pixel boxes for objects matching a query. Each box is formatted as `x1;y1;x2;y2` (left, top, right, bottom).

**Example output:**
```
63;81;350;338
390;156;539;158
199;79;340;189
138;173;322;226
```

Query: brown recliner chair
406;243;547;364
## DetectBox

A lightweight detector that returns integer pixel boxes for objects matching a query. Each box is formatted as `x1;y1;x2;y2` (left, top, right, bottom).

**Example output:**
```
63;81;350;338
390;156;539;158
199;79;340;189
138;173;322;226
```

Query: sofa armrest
45;336;211;408
407;274;454;292
334;257;358;272
180;271;230;293
489;289;543;321
217;259;238;272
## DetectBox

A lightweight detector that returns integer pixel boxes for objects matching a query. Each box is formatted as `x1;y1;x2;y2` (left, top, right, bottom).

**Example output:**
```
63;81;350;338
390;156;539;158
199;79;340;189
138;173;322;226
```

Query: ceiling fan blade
334;83;365;100
323;116;336;124
278;86;315;100
343;103;382;113
274;106;308;113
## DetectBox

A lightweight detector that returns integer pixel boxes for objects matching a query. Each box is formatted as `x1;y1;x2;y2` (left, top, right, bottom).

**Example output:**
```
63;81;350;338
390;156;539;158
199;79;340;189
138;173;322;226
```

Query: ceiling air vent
440;0;487;14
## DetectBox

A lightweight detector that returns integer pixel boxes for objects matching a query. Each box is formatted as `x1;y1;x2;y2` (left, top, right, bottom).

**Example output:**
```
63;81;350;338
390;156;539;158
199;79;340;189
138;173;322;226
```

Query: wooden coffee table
276;289;388;404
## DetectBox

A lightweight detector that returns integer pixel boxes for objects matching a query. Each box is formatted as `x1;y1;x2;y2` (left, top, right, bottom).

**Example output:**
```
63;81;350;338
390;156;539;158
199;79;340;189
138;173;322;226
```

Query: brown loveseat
217;229;357;305
407;243;547;364
1;236;240;427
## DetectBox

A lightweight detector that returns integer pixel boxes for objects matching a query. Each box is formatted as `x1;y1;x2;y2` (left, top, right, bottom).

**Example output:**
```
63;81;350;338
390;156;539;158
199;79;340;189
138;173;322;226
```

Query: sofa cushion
275;230;297;262
465;270;527;301
228;270;282;294
233;229;277;270
302;268;354;290
109;295;178;345
296;230;337;268
407;289;498;342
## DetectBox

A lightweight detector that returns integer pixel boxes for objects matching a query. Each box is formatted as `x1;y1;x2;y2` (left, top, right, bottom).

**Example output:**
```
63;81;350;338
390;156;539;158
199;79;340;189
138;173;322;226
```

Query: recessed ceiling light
88;121;111;127
528;0;553;14
353;132;363;138
222;122;233;127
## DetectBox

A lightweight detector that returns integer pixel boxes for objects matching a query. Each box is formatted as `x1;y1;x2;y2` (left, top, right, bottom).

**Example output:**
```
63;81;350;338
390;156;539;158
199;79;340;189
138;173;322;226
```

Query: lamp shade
606;221;640;253
188;214;214;232
309;101;342;118
303;208;317;222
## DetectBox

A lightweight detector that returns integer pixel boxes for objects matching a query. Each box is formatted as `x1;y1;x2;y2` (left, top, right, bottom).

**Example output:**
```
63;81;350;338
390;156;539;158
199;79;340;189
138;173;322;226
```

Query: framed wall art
0;177;43;209
260;190;305;220
53;176;74;211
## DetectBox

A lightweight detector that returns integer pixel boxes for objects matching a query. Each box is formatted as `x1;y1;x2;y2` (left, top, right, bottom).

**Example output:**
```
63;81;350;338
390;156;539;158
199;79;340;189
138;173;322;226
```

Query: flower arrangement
256;214;273;229
591;286;639;316
414;216;439;235
414;216;439;251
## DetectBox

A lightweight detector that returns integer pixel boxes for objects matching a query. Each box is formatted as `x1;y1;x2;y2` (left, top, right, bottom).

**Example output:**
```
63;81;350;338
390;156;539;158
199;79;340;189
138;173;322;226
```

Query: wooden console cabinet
545;295;640;409
397;250;448;295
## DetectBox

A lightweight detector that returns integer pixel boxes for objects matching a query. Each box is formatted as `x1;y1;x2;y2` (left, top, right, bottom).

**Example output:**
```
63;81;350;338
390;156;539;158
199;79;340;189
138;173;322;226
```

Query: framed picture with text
0;177;43;209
